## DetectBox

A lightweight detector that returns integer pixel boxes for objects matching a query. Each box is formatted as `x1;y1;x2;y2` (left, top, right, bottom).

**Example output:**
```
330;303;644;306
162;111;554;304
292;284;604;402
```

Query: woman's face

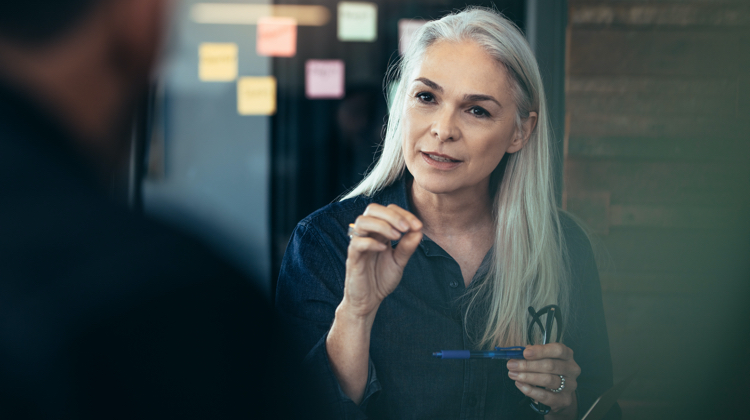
402;40;535;198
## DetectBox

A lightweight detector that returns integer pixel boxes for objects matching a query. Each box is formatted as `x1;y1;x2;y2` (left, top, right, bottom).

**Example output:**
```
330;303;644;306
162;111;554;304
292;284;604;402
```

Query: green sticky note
338;2;377;42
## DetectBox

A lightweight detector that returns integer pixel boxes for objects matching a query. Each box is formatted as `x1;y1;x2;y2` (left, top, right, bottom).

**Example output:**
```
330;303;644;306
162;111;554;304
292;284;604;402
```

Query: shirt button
467;395;478;407
449;281;458;288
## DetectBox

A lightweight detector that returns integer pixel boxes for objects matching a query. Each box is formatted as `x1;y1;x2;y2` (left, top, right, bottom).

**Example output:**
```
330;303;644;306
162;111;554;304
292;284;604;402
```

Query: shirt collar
373;173;411;211
376;175;453;258
376;173;495;284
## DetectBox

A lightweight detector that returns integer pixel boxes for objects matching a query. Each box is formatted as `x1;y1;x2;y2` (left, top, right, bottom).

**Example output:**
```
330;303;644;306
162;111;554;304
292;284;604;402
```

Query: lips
421;151;461;170
423;151;460;162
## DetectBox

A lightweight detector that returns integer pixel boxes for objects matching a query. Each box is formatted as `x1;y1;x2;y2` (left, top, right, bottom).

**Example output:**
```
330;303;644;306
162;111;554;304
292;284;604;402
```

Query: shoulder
284;181;408;269
1;165;255;303
298;179;407;233
286;194;374;269
558;210;593;258
557;210;599;288
299;194;372;233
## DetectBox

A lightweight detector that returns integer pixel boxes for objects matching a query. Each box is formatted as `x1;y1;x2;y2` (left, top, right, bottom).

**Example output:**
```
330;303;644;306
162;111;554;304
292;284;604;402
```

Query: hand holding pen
511;305;579;419
508;343;580;420
434;305;580;419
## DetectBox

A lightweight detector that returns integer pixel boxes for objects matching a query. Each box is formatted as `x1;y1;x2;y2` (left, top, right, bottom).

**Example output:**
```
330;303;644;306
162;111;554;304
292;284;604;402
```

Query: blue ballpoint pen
432;346;525;360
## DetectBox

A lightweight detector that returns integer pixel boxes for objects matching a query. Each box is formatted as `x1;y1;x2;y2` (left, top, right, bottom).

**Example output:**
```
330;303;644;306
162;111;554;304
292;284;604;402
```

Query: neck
409;177;494;239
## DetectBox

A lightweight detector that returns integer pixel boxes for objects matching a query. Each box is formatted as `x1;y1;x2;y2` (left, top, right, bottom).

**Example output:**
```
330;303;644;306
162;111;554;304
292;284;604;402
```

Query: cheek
402;110;428;153
469;131;512;173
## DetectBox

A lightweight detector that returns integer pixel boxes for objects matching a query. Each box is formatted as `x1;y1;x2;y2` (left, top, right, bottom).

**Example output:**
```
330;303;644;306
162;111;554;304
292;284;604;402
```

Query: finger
392;230;423;268
385;204;423;231
515;381;572;411
508;372;577;393
507;358;566;375
362;203;422;233
523;343;574;361
353;215;403;241
347;237;388;262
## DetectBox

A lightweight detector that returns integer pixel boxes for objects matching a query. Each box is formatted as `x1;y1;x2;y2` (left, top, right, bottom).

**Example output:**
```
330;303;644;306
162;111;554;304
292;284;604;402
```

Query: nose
430;107;459;142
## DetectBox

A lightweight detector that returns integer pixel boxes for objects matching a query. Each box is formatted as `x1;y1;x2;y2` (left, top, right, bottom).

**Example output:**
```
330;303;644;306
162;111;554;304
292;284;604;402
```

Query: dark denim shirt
276;177;620;420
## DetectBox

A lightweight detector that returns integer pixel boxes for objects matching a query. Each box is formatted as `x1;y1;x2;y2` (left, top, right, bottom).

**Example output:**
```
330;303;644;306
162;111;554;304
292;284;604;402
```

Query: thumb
392;230;423;268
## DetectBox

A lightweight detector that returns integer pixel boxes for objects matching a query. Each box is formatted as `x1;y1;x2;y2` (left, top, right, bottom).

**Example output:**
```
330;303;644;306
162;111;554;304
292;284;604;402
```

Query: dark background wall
563;1;750;418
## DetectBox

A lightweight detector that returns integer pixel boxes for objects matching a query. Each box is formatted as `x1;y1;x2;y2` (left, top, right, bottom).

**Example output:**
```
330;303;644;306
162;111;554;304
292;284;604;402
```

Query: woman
276;7;618;420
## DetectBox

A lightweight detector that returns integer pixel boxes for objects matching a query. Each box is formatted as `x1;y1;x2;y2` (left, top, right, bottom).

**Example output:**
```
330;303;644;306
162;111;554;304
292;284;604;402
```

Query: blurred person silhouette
0;1;313;419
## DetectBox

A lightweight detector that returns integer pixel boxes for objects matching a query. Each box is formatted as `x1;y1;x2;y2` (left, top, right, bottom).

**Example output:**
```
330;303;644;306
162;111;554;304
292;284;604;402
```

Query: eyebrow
413;77;502;107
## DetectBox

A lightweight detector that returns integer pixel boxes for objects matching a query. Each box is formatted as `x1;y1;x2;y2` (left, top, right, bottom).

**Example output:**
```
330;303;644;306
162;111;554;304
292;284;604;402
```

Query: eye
416;92;435;103
468;106;490;118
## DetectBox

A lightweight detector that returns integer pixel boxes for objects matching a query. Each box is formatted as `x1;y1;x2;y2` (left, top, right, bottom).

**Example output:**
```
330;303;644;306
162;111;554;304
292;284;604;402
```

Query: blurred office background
132;0;750;418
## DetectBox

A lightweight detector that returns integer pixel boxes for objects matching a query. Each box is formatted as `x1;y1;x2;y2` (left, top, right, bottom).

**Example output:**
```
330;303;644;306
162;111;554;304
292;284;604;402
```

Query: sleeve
275;221;381;419
560;214;622;420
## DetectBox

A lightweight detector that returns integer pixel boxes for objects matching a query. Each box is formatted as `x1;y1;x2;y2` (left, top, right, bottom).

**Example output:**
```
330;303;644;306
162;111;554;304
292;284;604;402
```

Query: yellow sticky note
198;43;238;82
237;76;276;115
256;16;297;57
338;2;377;42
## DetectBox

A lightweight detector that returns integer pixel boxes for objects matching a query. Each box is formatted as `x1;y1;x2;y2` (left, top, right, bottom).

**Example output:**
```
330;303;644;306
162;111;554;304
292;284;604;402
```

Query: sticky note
306;60;345;99
398;19;427;55
198;43;238;82
338;2;377;42
237;77;276;115
256;16;297;57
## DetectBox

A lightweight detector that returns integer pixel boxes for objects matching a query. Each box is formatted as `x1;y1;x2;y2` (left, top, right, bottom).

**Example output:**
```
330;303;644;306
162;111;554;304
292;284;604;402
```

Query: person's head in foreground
0;0;168;171
277;6;621;420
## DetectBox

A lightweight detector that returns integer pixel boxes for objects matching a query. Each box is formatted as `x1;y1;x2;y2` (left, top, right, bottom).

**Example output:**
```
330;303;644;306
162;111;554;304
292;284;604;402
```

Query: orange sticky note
256;16;297;57
237;76;276;115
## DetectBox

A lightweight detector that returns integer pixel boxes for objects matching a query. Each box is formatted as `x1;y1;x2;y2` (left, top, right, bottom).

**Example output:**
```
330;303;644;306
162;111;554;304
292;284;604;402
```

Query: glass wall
142;0;525;293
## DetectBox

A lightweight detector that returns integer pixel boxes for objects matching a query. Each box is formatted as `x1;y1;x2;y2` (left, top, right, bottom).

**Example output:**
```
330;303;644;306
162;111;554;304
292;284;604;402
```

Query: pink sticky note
399;19;427;55
256;16;297;57
306;60;345;99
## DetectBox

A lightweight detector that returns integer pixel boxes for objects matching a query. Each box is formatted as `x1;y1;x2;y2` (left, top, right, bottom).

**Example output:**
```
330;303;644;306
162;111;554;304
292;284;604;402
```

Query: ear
506;111;538;154
105;0;169;82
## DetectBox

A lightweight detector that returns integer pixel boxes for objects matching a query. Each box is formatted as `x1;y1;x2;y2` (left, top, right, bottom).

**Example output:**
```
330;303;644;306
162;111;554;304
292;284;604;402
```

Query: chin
412;173;463;196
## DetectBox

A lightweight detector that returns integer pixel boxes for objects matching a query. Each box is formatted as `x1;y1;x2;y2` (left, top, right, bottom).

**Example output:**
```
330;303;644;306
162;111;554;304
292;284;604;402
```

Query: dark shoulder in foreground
0;86;311;418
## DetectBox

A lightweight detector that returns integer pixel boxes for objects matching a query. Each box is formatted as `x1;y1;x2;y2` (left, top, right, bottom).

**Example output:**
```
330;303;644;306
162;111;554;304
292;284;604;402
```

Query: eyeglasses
525;304;563;416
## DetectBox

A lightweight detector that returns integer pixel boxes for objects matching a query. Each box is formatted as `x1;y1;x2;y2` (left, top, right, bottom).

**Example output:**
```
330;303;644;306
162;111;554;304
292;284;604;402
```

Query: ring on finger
550;375;565;393
347;223;368;239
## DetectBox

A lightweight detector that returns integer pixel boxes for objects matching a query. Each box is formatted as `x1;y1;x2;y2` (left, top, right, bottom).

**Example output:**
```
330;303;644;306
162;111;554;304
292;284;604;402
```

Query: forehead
413;40;511;99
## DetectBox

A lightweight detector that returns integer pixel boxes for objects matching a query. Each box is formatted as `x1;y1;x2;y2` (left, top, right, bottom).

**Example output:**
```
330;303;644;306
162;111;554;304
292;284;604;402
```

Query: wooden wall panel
567;77;742;118
568;112;747;138
596;228;749;275
565;159;750;205
570;3;750;27
565;1;750;417
568;136;750;162
569;28;749;77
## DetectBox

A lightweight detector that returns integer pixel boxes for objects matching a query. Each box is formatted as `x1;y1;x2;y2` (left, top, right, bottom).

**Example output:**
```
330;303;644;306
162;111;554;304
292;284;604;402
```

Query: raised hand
327;203;423;404
343;203;423;318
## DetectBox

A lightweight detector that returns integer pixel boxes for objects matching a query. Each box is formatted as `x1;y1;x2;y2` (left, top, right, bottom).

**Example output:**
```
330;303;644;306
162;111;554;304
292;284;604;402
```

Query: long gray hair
343;7;569;347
